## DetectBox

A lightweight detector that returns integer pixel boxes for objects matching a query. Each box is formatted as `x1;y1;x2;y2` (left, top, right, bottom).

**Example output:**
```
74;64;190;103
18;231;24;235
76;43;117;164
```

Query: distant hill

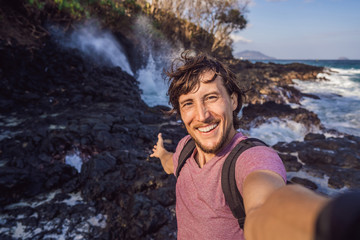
234;50;276;60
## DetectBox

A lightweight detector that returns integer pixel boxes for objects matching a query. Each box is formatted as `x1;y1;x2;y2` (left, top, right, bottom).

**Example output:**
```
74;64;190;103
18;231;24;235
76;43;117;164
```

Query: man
150;51;328;239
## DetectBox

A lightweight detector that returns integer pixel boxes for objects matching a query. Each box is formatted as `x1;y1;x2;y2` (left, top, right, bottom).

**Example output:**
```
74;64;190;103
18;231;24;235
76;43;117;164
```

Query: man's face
179;71;238;154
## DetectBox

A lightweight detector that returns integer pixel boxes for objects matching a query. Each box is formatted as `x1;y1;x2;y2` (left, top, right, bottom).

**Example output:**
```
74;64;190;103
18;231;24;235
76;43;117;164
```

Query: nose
196;103;210;122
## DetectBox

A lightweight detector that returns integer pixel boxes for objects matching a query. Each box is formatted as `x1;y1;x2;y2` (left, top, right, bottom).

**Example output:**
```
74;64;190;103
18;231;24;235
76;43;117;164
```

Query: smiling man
150;51;328;240
177;70;238;167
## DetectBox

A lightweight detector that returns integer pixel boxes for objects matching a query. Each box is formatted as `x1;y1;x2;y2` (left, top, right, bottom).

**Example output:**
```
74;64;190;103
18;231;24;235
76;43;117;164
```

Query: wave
326;67;360;76
242;118;320;146
293;67;360;136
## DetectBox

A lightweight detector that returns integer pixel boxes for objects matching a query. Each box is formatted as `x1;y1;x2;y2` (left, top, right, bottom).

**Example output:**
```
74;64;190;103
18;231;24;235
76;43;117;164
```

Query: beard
192;122;233;154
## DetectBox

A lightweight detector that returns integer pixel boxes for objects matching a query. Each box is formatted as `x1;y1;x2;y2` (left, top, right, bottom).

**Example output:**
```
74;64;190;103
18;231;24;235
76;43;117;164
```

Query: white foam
62;192;83;206
137;53;169;107
242;117;320;146
87;214;107;228
0;190;108;239
65;149;83;173
293;70;360;136
331;67;360;75
12;222;28;239
49;125;66;130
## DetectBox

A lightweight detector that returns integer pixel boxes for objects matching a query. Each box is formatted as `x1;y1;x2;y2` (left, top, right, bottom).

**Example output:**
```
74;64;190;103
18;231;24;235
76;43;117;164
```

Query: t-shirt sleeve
172;135;192;175
235;146;287;196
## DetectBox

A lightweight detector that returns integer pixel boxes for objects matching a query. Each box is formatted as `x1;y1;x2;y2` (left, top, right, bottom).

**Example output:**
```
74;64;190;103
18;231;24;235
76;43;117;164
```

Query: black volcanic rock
273;135;360;190
0;39;181;239
239;101;321;130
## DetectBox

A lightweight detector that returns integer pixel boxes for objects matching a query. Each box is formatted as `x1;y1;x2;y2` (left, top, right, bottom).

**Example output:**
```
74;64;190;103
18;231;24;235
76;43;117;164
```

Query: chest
176;156;230;214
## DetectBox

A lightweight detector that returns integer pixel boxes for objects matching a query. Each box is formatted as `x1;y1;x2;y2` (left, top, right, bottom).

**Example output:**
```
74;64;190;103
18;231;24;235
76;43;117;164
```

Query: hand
150;133;166;159
150;133;174;174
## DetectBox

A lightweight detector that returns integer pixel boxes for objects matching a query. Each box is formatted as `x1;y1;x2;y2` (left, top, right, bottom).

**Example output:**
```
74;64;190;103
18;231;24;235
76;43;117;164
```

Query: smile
197;123;218;133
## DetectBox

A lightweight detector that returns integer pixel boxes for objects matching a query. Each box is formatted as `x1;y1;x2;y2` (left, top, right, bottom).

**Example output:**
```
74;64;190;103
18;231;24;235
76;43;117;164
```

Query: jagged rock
304;133;326;141
290;177;318;191
230;60;324;105
278;153;302;172
273;135;360;190
239;101;321;130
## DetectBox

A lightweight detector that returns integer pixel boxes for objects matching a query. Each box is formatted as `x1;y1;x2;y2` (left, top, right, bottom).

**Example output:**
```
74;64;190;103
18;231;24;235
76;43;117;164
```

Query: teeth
198;124;218;133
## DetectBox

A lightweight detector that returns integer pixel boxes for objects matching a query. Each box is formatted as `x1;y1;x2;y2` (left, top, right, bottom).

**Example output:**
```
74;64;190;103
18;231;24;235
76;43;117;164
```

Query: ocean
245;59;360;145
137;59;360;146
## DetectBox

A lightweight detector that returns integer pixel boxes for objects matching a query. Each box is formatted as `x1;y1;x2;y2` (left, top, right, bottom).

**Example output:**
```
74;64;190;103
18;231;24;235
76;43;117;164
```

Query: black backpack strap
221;138;268;229
175;138;196;178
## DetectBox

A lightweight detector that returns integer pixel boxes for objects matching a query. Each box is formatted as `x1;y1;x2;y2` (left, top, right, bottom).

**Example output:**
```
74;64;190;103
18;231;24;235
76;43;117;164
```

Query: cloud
231;34;253;44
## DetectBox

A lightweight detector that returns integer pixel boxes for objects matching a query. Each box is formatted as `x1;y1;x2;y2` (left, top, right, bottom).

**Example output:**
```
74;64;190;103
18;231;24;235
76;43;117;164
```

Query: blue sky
232;0;360;59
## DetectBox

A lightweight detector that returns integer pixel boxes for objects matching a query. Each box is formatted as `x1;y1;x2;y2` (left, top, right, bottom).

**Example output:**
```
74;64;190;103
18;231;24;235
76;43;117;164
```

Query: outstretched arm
243;170;329;240
150;133;174;174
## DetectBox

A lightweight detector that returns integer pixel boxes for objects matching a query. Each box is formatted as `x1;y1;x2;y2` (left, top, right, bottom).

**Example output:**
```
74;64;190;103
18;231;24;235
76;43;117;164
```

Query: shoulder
175;135;192;155
235;143;287;195
172;135;192;173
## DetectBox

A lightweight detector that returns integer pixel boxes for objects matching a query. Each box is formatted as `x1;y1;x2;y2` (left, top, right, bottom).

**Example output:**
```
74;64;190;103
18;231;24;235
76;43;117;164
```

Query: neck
195;130;237;168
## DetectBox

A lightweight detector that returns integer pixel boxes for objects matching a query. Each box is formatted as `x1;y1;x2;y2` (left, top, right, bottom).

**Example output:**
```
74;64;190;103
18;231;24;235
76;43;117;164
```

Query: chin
196;138;225;154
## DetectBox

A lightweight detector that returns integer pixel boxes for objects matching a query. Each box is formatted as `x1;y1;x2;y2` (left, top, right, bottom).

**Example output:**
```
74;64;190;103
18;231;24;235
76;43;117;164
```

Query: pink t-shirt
172;132;286;240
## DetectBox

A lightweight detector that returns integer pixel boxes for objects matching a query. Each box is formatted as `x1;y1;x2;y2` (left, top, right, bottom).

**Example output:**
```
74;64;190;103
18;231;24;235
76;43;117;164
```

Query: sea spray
52;21;133;76
137;53;169;106
133;15;184;107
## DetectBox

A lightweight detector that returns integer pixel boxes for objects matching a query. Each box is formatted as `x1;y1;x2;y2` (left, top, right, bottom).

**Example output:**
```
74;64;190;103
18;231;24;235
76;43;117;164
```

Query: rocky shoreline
1;3;360;239
0;38;188;239
1;36;360;239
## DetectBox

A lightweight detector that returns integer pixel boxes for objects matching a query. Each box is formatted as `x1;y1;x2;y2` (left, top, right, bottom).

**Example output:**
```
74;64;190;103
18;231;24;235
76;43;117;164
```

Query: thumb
157;133;164;146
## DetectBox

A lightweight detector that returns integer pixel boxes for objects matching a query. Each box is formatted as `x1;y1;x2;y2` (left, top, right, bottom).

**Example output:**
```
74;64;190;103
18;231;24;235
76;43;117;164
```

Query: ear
230;92;238;111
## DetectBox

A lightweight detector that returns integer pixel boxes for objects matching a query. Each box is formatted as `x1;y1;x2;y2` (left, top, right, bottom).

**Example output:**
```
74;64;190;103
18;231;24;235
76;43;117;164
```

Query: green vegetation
23;0;247;56
28;0;46;9
26;0;141;19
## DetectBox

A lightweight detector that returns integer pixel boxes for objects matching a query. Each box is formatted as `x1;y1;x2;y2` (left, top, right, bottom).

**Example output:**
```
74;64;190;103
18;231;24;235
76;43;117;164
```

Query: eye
181;101;193;109
206;95;218;102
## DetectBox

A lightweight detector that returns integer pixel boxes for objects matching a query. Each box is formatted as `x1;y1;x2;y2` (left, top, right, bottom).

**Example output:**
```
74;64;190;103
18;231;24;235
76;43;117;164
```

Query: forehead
199;70;217;82
179;71;227;101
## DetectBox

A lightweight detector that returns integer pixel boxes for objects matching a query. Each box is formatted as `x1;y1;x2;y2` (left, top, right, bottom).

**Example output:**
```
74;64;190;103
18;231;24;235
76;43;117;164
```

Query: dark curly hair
165;50;245;129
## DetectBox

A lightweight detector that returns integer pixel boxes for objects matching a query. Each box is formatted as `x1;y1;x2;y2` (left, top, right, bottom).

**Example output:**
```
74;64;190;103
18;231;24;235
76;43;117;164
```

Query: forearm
244;184;329;240
159;151;174;174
